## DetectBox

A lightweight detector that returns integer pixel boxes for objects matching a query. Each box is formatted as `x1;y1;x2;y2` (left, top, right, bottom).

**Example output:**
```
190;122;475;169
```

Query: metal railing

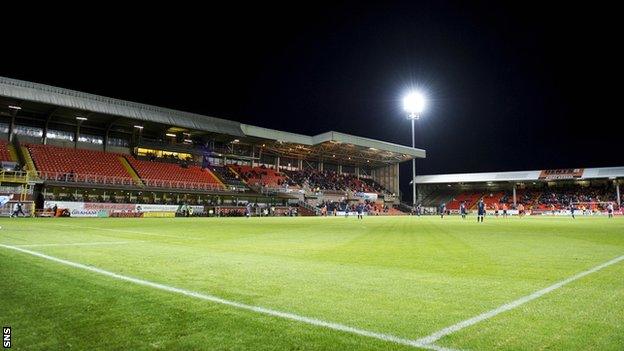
0;170;34;183
38;171;137;186
36;171;233;192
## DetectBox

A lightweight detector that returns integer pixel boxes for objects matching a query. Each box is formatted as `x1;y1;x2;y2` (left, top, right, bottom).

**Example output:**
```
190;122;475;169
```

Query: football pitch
1;216;623;350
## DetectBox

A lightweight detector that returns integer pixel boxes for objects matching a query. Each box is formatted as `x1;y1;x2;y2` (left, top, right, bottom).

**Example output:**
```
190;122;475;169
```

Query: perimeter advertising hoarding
354;192;378;201
44;201;204;217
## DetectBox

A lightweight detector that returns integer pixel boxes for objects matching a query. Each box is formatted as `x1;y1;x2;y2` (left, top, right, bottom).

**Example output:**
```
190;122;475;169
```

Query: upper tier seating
208;165;247;188
0;140;13;162
27;144;133;184
126;157;224;190
286;169;383;193
230;165;289;187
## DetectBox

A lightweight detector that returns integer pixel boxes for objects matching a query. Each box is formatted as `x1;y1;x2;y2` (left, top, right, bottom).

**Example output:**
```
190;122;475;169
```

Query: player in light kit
607;202;614;218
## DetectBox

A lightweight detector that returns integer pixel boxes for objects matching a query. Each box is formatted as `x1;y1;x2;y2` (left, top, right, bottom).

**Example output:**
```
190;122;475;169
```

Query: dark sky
1;2;621;199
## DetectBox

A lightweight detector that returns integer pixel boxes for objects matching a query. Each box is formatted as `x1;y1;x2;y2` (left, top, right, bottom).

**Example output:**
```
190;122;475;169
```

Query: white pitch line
416;254;624;345
0;244;456;351
49;223;203;240
14;241;143;248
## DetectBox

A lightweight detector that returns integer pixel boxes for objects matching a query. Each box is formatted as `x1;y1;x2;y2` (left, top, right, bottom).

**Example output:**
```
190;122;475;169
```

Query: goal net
0;201;35;217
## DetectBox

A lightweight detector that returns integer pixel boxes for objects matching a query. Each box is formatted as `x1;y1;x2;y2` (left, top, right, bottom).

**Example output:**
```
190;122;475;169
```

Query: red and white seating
126;157;224;190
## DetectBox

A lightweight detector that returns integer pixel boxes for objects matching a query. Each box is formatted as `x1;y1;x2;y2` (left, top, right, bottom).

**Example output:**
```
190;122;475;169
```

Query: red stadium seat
0;140;13;162
27;144;133;184
125;156;224;190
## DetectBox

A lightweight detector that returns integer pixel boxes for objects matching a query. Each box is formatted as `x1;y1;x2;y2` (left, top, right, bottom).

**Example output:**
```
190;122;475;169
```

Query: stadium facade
0;76;425;216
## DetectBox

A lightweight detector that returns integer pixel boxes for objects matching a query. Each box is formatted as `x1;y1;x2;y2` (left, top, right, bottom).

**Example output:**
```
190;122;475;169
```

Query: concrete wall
373;163;400;196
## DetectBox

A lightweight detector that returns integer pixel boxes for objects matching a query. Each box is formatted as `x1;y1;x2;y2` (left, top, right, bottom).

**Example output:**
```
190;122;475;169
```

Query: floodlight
134;125;144;129
76;116;88;121
403;91;426;117
8;105;21;110
165;133;176;137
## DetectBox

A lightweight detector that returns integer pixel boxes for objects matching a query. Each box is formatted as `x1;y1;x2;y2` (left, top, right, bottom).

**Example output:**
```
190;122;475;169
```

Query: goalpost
0;200;36;217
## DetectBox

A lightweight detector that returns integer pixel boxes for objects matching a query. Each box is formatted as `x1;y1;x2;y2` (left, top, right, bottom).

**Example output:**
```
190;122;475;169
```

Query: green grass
1;215;623;350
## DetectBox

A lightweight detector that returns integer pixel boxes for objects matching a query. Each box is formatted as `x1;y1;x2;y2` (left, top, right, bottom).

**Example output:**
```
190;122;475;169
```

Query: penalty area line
0;243;457;351
49;223;204;240
415;254;624;345
12;241;144;248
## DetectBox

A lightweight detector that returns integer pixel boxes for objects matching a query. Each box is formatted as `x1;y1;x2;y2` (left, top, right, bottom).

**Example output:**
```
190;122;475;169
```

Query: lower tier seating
126;156;224;190
27;144;133;184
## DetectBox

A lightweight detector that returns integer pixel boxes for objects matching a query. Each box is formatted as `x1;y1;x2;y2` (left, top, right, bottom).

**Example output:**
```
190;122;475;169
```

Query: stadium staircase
297;201;318;216
532;192;542;206
7;144;18;163
420;188;456;207
118;156;144;187
227;166;247;185
18;146;38;175
125;156;225;190
27;144;134;184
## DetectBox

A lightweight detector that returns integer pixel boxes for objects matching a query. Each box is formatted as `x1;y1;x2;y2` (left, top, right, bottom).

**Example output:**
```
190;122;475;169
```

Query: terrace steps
119;156;144;187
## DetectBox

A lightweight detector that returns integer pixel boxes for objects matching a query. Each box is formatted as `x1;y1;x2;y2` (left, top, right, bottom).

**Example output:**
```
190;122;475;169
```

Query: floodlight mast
403;92;425;209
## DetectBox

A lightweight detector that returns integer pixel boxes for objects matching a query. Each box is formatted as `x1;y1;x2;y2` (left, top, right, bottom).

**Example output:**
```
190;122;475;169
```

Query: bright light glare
403;92;426;115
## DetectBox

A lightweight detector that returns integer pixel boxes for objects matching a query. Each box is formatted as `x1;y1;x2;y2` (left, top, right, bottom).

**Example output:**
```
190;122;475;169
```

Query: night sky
1;2;621;200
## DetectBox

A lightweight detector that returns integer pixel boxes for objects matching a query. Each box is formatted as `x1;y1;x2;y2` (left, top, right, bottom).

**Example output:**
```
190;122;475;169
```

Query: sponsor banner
110;212;143;218
44;201;98;217
538;168;584;180
143;211;176;218
136;204;204;214
336;211;368;216
486;209;519;215
44;201;205;217
355;192;378;201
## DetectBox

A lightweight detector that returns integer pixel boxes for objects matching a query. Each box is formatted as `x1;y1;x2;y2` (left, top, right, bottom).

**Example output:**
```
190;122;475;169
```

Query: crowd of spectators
208;166;247;187
316;199;390;215
286;169;385;193
537;185;616;208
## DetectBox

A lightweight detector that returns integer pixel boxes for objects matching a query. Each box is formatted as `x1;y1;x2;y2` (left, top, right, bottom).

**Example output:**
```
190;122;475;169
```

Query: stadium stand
536;185;616;209
447;192;482;210
0;140;13;162
286;169;384;193
230;165;289;188
126;157;224;190
27;144;134;185
208;165;247;188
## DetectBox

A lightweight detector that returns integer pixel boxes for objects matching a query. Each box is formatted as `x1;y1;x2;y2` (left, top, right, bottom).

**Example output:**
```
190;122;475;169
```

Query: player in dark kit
11;202;26;217
460;201;467;219
356;204;363;219
477;199;486;222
